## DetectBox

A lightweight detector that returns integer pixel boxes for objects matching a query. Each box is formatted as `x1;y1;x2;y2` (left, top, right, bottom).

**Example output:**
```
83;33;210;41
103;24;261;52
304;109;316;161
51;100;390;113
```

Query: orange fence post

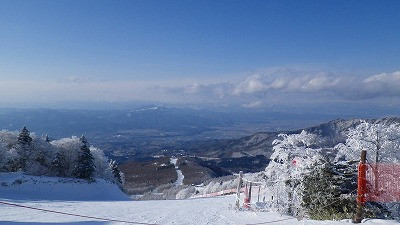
357;163;367;204
354;150;367;223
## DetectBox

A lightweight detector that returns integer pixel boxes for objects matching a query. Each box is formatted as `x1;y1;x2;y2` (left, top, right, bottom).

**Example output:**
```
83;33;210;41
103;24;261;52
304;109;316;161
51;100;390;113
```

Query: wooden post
354;150;367;223
235;171;243;209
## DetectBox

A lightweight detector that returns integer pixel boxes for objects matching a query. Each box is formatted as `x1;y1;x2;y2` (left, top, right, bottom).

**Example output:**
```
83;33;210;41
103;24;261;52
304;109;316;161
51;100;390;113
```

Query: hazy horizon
1;1;400;112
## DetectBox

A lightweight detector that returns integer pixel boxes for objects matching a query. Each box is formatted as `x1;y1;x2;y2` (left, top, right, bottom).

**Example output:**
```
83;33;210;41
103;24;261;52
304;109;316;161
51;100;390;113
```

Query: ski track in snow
170;157;184;186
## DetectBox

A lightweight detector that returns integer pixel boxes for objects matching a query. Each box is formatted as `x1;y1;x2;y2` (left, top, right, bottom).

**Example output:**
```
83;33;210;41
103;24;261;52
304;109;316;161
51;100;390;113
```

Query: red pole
354;150;367;223
357;163;367;204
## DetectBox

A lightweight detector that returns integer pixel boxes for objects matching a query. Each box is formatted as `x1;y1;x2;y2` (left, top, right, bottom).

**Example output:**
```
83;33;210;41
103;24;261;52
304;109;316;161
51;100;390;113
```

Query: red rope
0;200;160;225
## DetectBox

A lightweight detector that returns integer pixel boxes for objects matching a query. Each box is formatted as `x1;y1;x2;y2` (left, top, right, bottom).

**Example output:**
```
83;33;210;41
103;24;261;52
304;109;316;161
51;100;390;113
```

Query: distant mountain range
0;107;398;166
0;106;348;155
182;117;400;159
119;117;400;192
1;107;399;191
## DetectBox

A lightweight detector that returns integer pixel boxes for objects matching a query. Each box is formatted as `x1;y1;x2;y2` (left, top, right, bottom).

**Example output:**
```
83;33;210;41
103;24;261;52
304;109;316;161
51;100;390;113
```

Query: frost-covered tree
74;135;95;180
264;130;361;219
16;126;34;170
25;137;54;175
0;129;124;184
51;151;67;177
91;146;115;181
265;130;322;215
334;121;400;219
302;158;357;220
51;136;82;177
17;126;33;146
335;121;400;163
110;160;123;185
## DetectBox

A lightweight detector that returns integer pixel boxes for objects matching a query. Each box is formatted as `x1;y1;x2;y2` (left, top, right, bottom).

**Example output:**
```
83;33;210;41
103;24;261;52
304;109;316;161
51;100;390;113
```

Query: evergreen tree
74;135;95;181
18;126;33;146
52;151;67;177
110;160;122;185
16;126;33;170
302;158;357;220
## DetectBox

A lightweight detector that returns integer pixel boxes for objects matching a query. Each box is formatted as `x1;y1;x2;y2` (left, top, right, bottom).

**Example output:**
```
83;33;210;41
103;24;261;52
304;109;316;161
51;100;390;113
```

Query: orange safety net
359;163;400;203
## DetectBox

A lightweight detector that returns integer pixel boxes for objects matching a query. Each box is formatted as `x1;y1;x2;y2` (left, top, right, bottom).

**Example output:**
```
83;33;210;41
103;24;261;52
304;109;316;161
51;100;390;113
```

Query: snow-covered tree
334;121;400;219
17;126;33;146
24;137;54;175
16;126;34;170
73;135;95;180
0;130;19;150
335;121;400;163
51;136;82;177
0;128;124;185
51;151;67;177
91;146;114;180
302;158;357;220
265;130;322;216
110;159;123;185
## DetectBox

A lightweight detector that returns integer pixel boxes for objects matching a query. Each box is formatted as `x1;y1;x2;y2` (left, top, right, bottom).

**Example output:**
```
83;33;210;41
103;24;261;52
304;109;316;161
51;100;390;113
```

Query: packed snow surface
0;172;129;201
0;173;398;225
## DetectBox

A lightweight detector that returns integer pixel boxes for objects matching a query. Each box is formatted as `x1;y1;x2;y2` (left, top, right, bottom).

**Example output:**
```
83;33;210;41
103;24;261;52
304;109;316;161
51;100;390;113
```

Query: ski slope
170;157;184;186
0;172;129;201
0;173;398;225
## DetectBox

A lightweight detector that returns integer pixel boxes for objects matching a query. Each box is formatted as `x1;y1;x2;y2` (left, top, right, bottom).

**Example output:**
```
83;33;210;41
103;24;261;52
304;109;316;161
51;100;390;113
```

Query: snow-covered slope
1;194;398;225
0;172;130;201
0;173;398;225
170;157;184;186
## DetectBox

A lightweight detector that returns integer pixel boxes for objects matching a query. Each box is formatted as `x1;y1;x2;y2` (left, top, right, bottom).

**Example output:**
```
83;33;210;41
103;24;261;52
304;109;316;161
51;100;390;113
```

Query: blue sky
1;0;400;109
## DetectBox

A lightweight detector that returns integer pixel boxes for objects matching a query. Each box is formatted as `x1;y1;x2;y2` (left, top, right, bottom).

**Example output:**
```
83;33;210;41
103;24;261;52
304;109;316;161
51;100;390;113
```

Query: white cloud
233;75;267;95
361;71;400;98
225;68;400;103
1;68;400;106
